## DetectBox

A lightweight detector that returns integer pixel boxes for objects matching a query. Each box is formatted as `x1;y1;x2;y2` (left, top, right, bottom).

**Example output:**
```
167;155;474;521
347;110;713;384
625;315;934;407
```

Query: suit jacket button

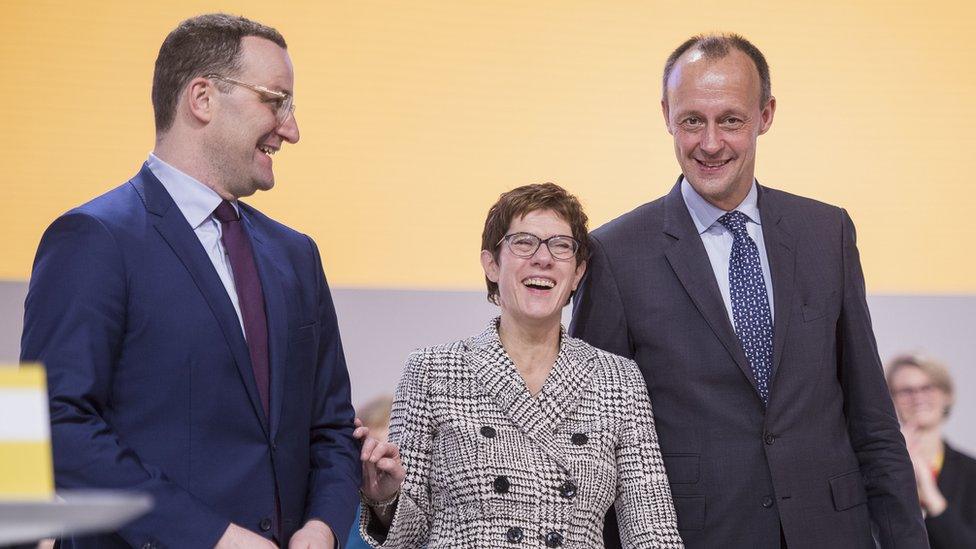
141;543;156;549
259;517;273;531
558;480;577;499
571;433;588;445
481;426;497;438
493;475;510;494
764;432;776;445
506;526;524;542
762;496;774;508
544;531;564;547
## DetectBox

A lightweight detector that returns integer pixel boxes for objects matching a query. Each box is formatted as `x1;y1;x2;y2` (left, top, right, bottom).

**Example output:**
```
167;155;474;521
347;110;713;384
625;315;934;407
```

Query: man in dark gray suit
570;33;928;548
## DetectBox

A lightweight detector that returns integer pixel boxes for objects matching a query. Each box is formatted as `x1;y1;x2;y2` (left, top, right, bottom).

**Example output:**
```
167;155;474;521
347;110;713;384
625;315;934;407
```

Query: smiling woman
887;355;976;548
351;183;684;548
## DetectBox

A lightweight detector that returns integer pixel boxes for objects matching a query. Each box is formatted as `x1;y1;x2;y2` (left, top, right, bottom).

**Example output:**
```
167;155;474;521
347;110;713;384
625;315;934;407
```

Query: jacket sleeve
570;234;633;359
20;212;229;549
614;360;684;549
303;236;362;547
836;209;929;548
359;350;435;548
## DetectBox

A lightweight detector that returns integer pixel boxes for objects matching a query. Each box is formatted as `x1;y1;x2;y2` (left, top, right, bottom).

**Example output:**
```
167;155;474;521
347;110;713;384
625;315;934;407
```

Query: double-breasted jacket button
558;480;577;499
480;425;497;438
506;526;524;543
259;517;273;531
763;432;776;445
493;475;510;494
544;531;564;547
761;495;774;508
570;433;588;446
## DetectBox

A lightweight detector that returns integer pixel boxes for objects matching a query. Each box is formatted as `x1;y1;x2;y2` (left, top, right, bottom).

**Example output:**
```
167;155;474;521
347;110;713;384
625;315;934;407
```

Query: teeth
259;146;276;156
523;277;555;288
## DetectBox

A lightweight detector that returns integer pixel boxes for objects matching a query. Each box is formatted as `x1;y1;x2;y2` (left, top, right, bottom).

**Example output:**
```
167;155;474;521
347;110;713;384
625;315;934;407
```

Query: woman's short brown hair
885;354;955;417
481;183;589;305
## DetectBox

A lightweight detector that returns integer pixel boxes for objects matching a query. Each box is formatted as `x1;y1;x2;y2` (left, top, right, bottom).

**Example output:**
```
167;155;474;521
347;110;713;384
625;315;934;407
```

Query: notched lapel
661;183;757;395
467;322;601;473
757;186;796;389
134;167;269;435
245;212;289;439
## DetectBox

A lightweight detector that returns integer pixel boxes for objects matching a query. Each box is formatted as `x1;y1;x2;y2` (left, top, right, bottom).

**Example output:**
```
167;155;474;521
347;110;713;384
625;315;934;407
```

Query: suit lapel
757;184;796;387
468;320;600;473
243;209;288;440
661;181;757;394
131;165;269;436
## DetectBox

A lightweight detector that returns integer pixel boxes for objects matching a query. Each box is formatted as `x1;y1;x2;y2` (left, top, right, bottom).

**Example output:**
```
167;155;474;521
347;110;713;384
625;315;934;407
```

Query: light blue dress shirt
680;177;774;323
146;153;246;333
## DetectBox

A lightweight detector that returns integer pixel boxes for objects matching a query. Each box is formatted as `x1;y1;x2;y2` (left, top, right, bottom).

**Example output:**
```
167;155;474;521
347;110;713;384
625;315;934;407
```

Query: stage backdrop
1;1;974;451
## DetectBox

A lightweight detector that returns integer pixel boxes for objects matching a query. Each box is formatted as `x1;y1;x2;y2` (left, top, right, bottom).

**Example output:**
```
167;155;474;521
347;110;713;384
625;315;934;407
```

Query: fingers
353;421;370;441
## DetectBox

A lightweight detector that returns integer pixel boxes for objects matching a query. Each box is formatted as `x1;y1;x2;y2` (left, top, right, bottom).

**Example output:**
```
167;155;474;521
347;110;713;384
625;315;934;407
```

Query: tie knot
213;200;239;223
718;210;750;237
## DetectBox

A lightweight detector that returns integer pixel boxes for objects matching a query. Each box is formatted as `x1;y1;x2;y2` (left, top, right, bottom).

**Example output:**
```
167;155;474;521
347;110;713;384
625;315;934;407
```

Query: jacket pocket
829;469;867;511
662;453;700;484
673;495;705;531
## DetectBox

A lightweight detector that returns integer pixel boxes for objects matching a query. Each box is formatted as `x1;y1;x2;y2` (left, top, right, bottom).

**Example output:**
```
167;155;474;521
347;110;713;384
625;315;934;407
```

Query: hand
354;417;406;505
902;424;948;516
288;519;335;549
214;523;278;549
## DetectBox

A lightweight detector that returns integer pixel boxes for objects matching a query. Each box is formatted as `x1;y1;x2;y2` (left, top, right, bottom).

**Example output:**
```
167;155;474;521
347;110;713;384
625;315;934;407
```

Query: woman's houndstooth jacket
359;319;683;548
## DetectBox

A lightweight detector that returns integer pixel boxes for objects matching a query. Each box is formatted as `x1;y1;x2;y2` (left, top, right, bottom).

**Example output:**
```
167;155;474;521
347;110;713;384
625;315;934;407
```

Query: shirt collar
680;176;761;234
147;153;229;228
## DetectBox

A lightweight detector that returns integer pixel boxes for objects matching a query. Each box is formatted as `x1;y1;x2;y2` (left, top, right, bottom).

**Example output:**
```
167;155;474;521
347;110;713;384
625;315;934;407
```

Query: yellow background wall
2;0;973;292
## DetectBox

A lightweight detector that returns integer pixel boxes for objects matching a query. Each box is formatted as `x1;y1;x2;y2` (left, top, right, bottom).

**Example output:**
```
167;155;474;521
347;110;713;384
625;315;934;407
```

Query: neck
497;314;560;375
154;136;236;201
911;425;945;461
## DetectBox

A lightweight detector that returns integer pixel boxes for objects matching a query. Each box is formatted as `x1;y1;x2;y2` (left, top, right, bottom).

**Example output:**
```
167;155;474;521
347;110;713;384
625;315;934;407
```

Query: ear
185;77;216;125
758;96;776;135
571;260;587;291
480;250;499;283
661;98;674;135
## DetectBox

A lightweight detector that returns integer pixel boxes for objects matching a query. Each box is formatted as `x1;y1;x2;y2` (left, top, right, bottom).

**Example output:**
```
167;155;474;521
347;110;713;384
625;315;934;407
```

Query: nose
699;123;722;155
277;112;300;144
530;242;555;266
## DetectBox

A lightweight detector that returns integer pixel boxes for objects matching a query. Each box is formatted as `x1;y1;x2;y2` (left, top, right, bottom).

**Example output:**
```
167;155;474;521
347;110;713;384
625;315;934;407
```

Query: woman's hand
354;418;407;508
902;423;948;517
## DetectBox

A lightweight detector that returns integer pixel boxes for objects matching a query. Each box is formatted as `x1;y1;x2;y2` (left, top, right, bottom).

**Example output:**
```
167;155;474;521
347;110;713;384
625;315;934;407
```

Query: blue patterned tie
718;210;773;405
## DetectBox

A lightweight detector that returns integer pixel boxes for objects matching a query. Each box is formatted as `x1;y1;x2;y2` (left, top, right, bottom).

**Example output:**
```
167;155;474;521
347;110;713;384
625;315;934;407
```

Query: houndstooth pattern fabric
360;318;683;549
718;210;774;405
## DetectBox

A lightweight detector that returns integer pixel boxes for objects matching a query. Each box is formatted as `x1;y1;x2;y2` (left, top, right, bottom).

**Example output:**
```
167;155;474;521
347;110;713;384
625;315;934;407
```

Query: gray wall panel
3;279;974;454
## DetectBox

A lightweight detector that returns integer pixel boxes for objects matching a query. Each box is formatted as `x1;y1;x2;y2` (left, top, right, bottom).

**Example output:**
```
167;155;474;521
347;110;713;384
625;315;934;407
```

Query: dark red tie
214;200;270;418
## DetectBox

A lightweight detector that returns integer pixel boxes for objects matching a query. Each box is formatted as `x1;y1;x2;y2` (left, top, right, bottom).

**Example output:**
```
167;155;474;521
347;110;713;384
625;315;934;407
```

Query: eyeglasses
497;232;580;261
890;384;939;400
206;74;296;125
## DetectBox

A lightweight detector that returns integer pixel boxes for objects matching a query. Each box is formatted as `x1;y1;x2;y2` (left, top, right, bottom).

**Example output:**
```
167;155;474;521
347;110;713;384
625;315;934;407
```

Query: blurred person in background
346;396;393;549
354;183;682;548
888;355;976;548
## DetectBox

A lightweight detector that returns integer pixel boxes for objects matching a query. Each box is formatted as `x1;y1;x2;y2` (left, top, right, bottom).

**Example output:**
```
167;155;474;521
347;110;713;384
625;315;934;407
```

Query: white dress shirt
146;153;246;334
680;177;775;323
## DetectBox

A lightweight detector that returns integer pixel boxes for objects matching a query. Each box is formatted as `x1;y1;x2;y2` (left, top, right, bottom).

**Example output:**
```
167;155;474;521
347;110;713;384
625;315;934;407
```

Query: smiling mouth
258;145;278;156
696;158;731;169
523;277;556;290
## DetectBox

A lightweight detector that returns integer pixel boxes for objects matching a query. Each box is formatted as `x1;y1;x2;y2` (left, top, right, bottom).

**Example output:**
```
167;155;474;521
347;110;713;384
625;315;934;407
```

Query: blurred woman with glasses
353;183;682;548
887;354;976;547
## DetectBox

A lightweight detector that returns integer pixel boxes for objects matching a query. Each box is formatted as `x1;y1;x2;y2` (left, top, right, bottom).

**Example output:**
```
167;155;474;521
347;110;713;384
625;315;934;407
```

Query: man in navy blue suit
21;14;359;548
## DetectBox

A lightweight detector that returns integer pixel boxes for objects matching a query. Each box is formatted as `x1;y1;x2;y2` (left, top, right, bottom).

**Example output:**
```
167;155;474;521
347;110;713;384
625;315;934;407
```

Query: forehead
237;36;294;88
665;48;761;111
507;209;572;235
890;365;930;386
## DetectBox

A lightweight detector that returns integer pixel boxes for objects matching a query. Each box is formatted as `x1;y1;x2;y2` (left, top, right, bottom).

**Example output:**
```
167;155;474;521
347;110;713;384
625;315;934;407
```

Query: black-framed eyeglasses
497;232;579;261
890;384;939;400
206;74;296;125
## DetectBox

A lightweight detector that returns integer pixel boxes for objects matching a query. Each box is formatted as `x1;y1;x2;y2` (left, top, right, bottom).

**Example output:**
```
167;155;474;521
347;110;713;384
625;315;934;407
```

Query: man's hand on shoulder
288;519;336;549
215;523;279;549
